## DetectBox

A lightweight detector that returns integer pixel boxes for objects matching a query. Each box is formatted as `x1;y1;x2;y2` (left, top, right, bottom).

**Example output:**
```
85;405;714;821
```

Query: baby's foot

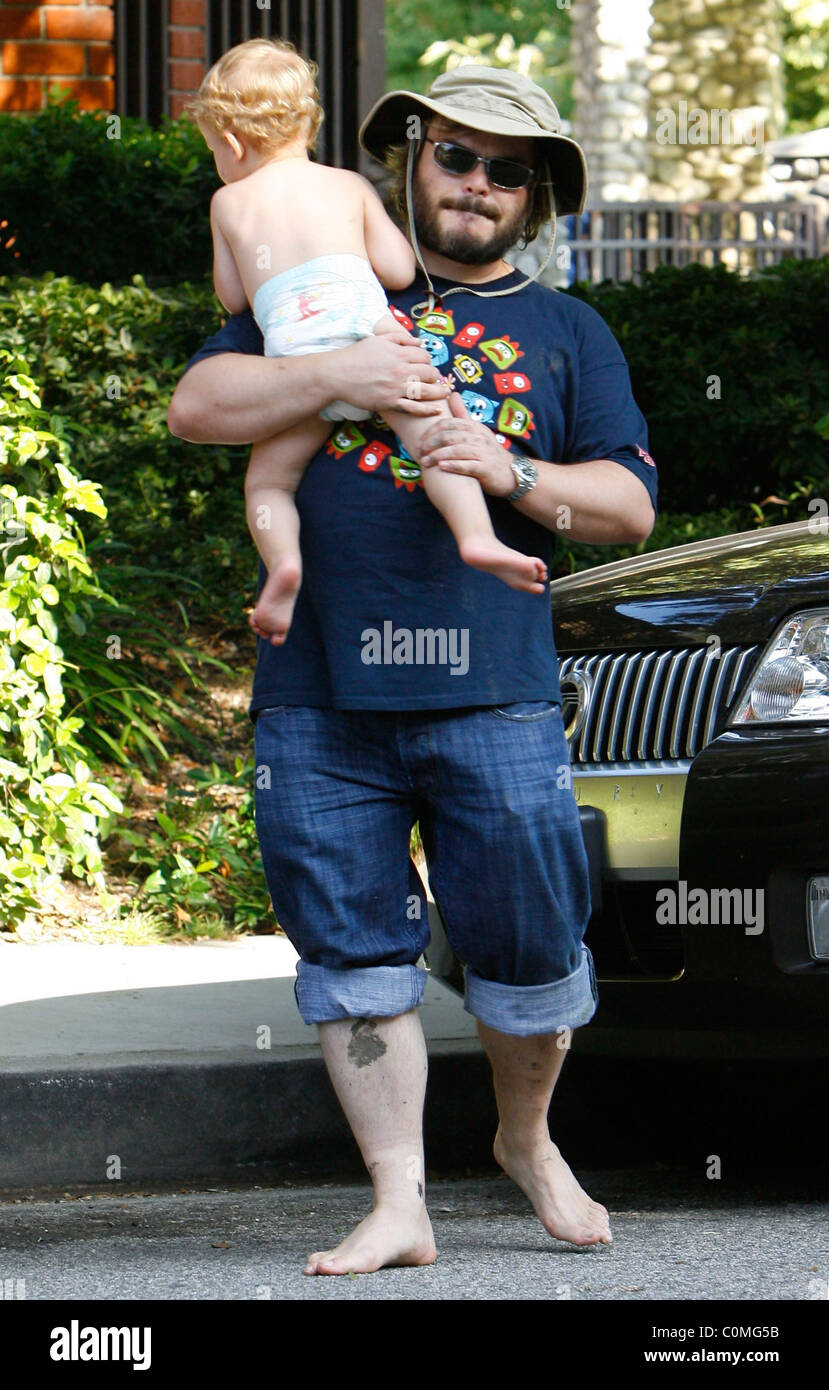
459;536;548;593
249;556;302;646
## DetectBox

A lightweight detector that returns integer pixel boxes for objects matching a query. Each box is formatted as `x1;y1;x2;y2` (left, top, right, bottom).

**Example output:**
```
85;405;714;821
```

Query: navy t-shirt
183;268;657;712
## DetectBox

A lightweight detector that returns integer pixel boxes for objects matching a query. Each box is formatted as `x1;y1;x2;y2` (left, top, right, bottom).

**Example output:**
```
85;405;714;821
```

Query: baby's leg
245;415;332;644
380;397;548;594
371;314;546;592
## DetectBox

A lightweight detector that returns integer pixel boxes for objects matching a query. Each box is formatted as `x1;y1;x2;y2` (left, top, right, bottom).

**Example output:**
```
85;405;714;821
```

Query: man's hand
418;391;514;495
328;330;450;417
418;391;655;544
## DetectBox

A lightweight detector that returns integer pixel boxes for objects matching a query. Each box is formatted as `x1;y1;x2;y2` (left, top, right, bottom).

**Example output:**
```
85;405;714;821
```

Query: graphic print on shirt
338;310;538;490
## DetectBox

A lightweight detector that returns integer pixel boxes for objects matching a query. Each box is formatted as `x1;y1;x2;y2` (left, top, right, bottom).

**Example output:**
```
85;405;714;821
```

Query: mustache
440;196;499;221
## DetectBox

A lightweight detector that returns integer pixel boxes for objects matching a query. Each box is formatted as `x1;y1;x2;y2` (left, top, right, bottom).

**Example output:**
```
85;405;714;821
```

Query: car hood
551;520;829;651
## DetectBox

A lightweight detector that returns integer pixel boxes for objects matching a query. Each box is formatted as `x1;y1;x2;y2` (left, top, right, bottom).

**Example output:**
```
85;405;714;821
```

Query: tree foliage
781;0;829;130
384;0;572;116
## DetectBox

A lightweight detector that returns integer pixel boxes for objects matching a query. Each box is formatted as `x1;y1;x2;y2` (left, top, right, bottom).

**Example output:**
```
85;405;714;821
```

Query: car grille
559;644;761;763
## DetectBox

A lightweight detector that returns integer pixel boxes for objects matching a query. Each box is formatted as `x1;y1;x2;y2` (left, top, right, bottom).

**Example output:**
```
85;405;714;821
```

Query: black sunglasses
424;138;534;190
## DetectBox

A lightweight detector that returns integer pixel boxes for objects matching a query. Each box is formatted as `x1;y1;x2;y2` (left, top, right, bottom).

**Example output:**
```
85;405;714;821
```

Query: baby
189;39;547;645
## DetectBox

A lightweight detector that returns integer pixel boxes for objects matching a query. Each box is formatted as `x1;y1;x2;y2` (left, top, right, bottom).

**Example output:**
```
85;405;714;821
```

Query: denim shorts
252;701;597;1036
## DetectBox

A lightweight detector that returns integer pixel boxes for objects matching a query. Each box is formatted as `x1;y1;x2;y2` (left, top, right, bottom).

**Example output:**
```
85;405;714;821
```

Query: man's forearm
513;457;656;545
167;353;335;445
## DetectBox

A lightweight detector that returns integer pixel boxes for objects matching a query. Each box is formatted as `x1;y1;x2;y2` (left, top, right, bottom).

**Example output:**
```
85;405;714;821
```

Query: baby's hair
188;38;323;154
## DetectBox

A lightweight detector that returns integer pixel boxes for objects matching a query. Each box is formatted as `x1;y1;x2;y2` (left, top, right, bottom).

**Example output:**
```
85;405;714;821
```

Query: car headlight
729;609;829;724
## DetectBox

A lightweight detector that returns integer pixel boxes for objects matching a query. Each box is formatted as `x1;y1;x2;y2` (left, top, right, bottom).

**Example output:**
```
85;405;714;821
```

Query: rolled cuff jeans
253;702;597;1037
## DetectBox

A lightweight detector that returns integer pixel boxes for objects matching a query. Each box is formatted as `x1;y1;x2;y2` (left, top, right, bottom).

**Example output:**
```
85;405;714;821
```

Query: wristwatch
506;452;538;502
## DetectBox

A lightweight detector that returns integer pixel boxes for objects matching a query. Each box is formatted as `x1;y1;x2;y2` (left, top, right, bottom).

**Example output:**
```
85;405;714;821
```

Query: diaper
252;253;390;422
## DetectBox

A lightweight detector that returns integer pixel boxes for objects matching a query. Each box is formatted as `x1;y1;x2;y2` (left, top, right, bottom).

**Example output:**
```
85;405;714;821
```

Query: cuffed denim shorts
252;701;597;1036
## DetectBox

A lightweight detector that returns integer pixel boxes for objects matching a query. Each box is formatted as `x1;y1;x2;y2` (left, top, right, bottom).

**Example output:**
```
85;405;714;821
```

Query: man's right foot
304;1203;436;1276
249;555;302;646
459;537;548;593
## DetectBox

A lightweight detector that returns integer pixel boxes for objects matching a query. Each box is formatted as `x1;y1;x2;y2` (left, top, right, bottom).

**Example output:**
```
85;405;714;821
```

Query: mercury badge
560;670;594;743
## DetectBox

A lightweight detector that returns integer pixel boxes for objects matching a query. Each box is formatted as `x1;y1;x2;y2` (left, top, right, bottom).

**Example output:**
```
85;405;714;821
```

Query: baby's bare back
215;161;370;303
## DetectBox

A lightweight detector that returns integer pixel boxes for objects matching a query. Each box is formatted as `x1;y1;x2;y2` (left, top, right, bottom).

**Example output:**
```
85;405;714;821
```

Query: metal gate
114;0;385;171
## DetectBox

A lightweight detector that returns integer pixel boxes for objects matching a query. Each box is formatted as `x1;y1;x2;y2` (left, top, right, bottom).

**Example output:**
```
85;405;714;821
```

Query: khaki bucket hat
359;64;587;215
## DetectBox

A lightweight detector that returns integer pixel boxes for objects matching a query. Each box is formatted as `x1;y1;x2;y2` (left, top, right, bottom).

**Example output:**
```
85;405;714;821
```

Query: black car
425;519;829;1057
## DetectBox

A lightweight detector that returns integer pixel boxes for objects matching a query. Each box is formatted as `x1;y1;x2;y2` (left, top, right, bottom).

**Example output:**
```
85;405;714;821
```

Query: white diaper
252;253;390;422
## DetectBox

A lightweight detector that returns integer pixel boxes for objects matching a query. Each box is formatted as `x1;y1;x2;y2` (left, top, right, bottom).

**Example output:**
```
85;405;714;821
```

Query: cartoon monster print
358;442;392;472
416;308;455;336
326;424;367;458
480;336;523;369
497;397;536;440
390;456;423;491
493;371;532;394
460;390;498;424
452;354;484;386
389;305;414;331
418;331;450;368
453;322;485;349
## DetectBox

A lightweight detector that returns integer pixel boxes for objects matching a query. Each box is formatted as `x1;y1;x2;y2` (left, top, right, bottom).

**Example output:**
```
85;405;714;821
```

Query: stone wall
645;0;786;202
570;0;652;203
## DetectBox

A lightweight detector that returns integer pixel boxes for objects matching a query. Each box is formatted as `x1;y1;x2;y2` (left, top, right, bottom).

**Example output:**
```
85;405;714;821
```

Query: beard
412;183;527;266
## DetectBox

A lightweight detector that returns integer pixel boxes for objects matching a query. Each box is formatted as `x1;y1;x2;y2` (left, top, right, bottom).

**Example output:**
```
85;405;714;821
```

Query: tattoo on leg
347;1018;388;1068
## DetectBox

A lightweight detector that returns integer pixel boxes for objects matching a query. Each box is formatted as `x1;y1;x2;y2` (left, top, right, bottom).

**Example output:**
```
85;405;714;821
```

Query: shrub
0;97;215;283
0;352;124;925
565;259;829;512
0;273;253;628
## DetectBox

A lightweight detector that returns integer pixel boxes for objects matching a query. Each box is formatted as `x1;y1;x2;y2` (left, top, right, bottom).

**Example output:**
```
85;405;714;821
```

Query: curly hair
382;140;554;249
187;38;323;154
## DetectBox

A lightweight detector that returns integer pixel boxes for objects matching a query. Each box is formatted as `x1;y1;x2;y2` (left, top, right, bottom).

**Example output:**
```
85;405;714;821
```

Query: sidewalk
0;935;494;1193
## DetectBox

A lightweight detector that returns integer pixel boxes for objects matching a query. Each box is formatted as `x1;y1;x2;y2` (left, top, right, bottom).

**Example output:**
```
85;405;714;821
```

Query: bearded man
168;65;658;1275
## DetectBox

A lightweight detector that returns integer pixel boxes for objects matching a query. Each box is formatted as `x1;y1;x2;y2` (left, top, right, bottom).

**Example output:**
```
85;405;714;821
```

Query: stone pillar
646;0;786;202
570;0;652;204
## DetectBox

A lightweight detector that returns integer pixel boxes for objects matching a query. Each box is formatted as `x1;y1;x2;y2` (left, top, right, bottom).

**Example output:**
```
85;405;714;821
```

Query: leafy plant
0;353;124;924
112;758;272;933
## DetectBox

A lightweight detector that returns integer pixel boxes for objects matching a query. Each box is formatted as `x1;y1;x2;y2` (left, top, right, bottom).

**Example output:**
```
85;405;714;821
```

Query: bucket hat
359;65;587;215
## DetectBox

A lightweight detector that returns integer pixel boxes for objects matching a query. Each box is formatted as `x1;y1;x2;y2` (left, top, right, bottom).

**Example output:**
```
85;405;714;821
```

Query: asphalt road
2;1166;826;1302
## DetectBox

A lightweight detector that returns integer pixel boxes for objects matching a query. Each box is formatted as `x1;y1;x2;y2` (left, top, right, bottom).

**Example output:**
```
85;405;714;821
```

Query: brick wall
0;2;115;111
168;0;205;120
0;0;207;116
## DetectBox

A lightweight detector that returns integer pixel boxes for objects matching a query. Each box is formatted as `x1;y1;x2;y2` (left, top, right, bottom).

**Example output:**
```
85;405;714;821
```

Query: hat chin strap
405;138;558;320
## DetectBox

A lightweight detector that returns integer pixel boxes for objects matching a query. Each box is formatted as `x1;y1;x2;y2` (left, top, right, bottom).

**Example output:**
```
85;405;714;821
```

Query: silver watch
506;452;538;502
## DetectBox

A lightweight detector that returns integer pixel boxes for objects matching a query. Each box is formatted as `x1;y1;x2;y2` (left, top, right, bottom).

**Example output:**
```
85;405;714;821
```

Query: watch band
506;452;538;502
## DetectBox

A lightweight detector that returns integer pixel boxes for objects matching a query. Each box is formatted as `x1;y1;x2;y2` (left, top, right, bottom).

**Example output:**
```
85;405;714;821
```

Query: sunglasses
425;138;534;191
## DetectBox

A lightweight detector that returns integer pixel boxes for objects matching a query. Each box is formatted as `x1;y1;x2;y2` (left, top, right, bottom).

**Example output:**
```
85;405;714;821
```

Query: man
168;66;658;1275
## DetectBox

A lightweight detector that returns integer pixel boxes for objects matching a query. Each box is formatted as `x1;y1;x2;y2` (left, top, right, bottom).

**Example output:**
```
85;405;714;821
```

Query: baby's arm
360;177;416;291
209;190;249;315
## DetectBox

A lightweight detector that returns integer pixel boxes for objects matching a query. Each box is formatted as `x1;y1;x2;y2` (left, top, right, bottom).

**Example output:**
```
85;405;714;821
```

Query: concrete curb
0;941;497;1192
0;1045;496;1192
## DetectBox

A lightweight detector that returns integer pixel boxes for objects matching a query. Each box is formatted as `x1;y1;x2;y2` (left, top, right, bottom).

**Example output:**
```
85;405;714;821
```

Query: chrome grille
559;645;760;764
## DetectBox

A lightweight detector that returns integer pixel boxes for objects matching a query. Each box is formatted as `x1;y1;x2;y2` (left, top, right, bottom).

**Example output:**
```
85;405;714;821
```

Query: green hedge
2;265;824;578
568;259;829;512
0;98;215;283
0;273;253;626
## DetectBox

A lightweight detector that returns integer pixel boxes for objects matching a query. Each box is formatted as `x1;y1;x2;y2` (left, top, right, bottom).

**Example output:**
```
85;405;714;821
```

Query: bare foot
459;537;548;593
249;555;302;646
304;1203;436;1276
494;1126;612;1246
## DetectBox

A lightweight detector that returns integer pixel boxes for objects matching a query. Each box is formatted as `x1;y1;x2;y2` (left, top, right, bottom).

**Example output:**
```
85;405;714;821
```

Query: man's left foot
494;1126;612;1246
304;1203;436;1276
